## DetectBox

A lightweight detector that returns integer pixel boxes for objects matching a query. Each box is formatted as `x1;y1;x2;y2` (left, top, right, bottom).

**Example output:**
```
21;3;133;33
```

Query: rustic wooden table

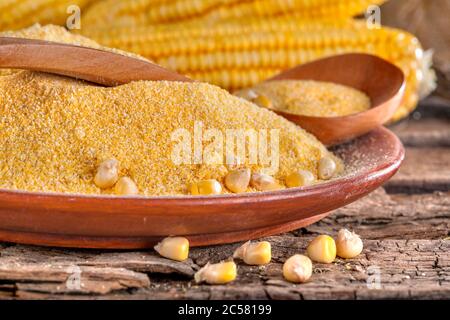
0;98;448;300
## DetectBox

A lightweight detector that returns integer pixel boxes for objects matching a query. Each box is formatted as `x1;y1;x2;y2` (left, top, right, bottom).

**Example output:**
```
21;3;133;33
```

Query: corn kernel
283;254;312;283
307;235;336;263
190;179;222;195
233;240;271;265
154;236;190;261
253;94;273;109
94;159;119;189
285;169;315;188
194;261;237;285
114;176;139;195
235;89;258;100
250;173;280;191
318;157;337;180
224;168;251;193
336;228;363;259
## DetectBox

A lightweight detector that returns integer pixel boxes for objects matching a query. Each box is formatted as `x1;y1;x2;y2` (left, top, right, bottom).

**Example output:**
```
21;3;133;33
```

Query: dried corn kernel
94;159;119;189
253;94;273;109
194;261;237;285
318;157;337;180
307;235;336;264
283;254;312;283
154;236;190;262
233;241;271;265
190;179;222;195
224;169;251;193
250;173;280;191
336;228;363;259
114;177;139;195
235;89;258;101
285;170;315;188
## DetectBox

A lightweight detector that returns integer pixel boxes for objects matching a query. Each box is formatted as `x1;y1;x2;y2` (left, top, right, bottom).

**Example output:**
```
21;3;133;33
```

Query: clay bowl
0;127;404;249
0;40;404;248
266;53;406;146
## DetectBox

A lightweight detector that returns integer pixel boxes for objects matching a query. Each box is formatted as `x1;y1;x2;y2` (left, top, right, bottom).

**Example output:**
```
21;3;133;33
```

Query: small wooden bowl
0;127;404;249
267;53;406;146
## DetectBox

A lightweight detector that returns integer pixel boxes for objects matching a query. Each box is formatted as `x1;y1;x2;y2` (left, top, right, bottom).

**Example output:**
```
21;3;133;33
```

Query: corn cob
0;0;96;31
81;18;433;121
82;0;386;29
81;18;351;49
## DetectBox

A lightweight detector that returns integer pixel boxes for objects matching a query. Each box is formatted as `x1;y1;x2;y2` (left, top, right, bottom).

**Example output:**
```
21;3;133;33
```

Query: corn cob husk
0;0;97;31
80;18;435;122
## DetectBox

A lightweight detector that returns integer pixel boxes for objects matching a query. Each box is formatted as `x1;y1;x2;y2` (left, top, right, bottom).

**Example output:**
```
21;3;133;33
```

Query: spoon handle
0;37;192;86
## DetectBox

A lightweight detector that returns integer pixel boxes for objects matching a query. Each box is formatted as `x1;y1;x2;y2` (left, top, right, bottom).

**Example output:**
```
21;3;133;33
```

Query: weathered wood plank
0;237;448;299
390;118;450;147
30;239;448;300
384;147;450;193
0;259;150;297
416;96;450;118
178;238;449;300
0;246;195;277
304;189;450;240
0;246;196;298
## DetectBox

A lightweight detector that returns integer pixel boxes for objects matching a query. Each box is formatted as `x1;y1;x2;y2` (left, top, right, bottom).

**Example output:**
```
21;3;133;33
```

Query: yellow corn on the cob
0;0;96;31
82;0;386;29
81;18;352;50
81;19;434;121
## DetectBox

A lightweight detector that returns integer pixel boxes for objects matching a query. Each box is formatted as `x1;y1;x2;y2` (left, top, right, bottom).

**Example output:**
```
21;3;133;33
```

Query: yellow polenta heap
236;80;371;117
0;25;342;196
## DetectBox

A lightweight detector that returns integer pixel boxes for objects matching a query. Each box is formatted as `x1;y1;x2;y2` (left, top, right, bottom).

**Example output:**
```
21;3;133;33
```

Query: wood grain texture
391;118;450;147
304;189;450;240
385;147;450;193
386;101;450;193
0;237;447;299
268;53;405;145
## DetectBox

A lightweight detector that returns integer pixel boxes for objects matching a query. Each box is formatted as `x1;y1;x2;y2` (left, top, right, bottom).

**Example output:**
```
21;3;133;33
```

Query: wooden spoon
266;53;406;145
0;37;192;85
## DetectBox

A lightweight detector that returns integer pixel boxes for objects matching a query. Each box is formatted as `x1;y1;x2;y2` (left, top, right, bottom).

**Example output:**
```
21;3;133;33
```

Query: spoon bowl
267;53;406;145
